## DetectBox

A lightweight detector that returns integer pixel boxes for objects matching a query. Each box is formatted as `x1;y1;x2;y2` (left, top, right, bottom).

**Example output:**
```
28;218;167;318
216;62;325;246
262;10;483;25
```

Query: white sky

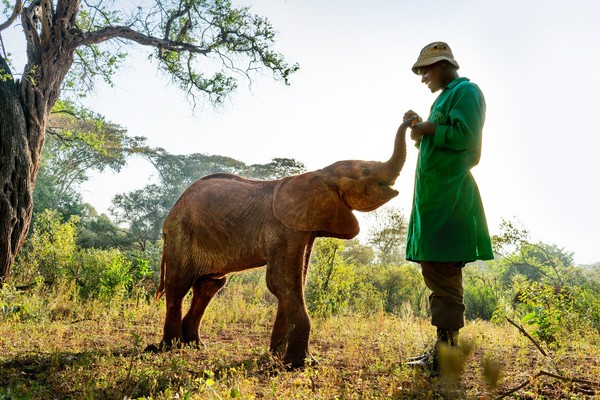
4;0;600;264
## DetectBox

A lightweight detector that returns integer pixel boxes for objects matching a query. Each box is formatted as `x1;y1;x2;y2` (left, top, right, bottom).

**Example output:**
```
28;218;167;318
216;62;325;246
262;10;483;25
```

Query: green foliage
12;209;161;302
77;210;131;249
463;266;501;321
13;210;80;286
366;206;408;265
356;263;428;317
110;184;167;250
142;0;299;105
505;281;600;348
305;238;428;318
305;239;355;317
341;239;376;266
492;218;575;287
33;100;152;222
245;158;306;180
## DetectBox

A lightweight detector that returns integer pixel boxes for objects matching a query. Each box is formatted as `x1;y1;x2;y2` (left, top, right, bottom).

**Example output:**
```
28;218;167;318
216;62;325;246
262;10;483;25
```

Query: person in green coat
403;41;494;374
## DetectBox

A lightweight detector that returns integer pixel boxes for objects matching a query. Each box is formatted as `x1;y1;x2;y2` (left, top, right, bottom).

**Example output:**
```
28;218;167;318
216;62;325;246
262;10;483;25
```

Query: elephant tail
155;251;166;300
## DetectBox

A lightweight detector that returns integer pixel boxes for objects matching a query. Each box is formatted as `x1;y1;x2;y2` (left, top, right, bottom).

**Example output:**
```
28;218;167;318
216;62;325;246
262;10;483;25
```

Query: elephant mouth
353;183;399;212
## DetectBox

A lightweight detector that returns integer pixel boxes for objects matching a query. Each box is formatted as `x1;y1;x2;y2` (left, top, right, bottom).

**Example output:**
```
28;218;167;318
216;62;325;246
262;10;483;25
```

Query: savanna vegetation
2;1;600;398
1;112;600;398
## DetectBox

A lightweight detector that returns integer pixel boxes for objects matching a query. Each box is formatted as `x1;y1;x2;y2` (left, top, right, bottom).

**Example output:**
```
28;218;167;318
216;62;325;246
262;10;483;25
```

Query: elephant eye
361;167;370;176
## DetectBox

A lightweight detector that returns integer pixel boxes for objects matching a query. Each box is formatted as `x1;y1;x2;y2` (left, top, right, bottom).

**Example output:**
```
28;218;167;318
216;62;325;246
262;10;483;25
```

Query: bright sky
4;0;600;264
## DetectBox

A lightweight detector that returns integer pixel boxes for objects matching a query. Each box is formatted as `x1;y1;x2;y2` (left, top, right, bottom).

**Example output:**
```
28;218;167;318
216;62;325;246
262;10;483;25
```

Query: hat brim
412;56;460;74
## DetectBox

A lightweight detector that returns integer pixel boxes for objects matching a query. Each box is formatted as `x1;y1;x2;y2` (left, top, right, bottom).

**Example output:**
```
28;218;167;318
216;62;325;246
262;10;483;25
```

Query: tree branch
0;0;23;32
76;25;210;55
505;316;547;357
497;370;600;399
40;0;54;42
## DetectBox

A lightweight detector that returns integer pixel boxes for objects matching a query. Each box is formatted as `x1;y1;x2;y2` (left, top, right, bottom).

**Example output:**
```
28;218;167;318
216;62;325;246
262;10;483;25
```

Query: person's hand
403;110;420;125
403;110;424;144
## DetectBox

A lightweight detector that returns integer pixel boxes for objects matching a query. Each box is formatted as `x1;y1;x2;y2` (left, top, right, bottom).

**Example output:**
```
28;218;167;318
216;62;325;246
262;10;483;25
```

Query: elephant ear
273;172;360;239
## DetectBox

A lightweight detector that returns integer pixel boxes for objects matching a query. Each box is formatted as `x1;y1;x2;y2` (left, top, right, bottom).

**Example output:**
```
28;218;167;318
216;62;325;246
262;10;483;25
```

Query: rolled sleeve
431;83;485;151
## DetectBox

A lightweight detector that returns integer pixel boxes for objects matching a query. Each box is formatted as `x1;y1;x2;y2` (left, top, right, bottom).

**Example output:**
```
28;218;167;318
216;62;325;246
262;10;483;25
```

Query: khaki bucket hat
411;41;460;74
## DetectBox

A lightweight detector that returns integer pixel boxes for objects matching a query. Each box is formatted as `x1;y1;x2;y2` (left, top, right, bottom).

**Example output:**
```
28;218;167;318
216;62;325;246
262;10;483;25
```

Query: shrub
463;266;501;321
306;239;356;317
13;209;150;302
13;209;79;286
357;263;428;317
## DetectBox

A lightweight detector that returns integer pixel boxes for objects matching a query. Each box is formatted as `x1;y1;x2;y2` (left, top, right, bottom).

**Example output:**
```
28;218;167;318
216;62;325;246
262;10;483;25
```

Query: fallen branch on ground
496;317;600;399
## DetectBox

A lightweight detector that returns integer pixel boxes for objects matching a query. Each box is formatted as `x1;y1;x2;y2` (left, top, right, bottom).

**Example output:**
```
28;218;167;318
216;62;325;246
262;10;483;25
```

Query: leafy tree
110;184;167;251
341;239;376;266
305;238;356;317
33;100;150;220
366;206;408;265
0;0;298;282
492;218;576;287
77;206;130;249
245;157;307;180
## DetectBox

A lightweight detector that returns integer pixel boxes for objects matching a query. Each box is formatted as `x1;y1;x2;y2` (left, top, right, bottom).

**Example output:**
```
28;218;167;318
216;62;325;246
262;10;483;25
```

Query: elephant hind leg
161;288;188;349
182;275;227;344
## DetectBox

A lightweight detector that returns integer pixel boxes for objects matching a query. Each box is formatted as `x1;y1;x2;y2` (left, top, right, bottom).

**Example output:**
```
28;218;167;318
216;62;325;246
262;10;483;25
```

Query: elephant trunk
381;123;408;182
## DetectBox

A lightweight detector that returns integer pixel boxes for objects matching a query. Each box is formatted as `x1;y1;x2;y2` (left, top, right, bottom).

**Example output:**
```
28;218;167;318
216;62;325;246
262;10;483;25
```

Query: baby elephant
154;120;411;367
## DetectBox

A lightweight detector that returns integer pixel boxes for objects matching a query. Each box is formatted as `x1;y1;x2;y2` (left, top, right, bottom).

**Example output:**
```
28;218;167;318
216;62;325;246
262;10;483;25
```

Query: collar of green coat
444;77;470;91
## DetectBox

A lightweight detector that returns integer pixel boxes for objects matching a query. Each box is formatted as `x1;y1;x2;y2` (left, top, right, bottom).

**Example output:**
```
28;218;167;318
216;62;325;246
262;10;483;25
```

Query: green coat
406;77;494;262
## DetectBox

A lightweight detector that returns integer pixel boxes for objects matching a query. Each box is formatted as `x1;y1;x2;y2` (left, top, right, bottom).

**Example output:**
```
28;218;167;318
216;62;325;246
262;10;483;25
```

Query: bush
73;248;132;299
12;209;160;302
463;267;501;321
305;239;356;317
13;210;79;286
509;281;600;347
305;239;429;318
357;263;428;317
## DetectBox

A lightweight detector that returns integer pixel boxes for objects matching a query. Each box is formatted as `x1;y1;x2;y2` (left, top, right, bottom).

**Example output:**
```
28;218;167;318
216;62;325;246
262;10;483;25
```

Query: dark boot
437;328;459;346
406;328;459;375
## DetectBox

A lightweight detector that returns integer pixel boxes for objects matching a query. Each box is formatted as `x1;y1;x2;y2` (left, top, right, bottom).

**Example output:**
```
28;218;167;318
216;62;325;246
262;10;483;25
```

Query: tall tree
0;0;298;282
366;206;408;265
34;100;149;218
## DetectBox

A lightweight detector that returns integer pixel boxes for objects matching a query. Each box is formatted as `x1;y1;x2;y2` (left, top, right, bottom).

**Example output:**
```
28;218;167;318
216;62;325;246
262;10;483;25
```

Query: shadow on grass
0;345;295;399
0;347;143;399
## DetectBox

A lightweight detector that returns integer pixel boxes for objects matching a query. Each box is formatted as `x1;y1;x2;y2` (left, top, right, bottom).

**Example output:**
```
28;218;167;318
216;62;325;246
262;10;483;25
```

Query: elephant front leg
266;242;313;368
268;284;312;367
269;301;288;356
281;298;312;368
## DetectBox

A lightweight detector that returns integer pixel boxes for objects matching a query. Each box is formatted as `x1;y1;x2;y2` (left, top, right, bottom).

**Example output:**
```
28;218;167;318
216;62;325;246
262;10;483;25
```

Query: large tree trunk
0;60;32;283
0;0;79;282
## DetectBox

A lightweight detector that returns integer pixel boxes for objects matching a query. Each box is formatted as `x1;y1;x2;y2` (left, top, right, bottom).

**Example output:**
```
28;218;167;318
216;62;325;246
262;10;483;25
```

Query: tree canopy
0;0;298;282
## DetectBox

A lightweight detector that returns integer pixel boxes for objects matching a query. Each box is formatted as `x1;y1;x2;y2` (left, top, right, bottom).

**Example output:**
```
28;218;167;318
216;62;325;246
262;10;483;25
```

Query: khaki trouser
420;261;465;330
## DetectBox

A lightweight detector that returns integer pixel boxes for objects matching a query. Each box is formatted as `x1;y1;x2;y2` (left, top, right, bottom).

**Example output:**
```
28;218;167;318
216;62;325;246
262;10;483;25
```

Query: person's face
417;62;448;93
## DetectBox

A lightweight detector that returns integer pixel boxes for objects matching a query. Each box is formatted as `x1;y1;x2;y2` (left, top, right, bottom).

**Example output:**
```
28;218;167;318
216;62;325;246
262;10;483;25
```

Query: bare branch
505;316;547;357
76;25;210;55
0;0;23;32
497;370;600;399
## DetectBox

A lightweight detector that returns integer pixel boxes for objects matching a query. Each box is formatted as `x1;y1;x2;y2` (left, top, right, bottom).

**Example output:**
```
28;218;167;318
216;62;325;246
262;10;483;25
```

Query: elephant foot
184;339;208;350
144;343;163;353
269;340;287;357
283;351;315;369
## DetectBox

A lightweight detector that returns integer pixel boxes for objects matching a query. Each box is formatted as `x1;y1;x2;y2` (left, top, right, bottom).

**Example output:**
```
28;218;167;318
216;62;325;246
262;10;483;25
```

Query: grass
1;279;599;399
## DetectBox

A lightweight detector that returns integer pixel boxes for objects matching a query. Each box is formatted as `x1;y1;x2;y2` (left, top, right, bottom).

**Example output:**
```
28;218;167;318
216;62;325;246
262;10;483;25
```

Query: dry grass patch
1;286;599;399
